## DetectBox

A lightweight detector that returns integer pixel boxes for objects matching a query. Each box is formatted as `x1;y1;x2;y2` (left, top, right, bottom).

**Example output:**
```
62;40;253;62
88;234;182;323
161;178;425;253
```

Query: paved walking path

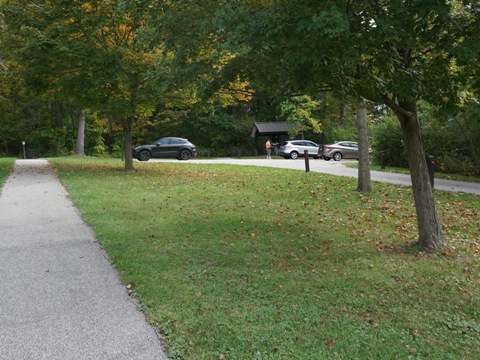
0;160;168;360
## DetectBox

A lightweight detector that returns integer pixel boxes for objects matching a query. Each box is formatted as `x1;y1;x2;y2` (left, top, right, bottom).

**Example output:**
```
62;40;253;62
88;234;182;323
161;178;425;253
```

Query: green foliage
369;101;480;176
190;112;251;156
1;0;167;168
280;95;322;138
85;113;109;157
0;96;108;157
324;125;357;145
370;116;408;168
52;158;480;359
419;101;480;175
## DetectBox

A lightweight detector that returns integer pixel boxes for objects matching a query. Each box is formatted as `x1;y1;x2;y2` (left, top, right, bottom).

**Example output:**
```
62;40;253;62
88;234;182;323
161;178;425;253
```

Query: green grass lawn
0;158;15;188
49;157;479;359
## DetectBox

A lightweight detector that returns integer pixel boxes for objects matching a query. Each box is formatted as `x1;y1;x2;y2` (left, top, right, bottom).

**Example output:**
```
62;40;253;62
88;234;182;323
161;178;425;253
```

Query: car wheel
179;149;191;160
333;152;342;161
139;150;151;161
290;151;299;160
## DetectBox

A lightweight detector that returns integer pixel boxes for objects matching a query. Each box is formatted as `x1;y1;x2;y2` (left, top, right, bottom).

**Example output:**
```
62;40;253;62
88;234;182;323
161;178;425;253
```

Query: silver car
322;141;362;161
278;140;321;159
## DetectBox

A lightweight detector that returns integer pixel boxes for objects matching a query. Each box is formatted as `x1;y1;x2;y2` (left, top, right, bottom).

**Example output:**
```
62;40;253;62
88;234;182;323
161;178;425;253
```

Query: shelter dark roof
251;122;289;137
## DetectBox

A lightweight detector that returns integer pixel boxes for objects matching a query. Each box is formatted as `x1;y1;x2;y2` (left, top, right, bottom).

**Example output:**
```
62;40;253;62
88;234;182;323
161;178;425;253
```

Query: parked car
322;141;370;161
132;137;197;161
278;140;322;159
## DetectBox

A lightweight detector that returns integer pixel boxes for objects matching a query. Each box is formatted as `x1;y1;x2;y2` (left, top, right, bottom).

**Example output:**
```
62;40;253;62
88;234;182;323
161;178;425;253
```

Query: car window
305;141;317;147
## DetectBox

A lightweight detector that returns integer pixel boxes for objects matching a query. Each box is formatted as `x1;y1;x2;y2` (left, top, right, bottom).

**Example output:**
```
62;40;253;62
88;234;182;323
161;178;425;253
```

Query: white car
278;140;321;159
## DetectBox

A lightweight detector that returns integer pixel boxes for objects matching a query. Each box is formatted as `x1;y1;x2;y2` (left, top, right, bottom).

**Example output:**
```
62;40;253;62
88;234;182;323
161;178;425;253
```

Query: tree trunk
123;116;135;170
339;103;347;127
356;98;371;192
75;108;86;156
392;99;446;252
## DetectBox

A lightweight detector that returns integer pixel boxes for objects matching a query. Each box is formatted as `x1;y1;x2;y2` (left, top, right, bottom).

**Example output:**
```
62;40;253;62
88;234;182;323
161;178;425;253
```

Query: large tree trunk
356;98;371;192
75;108;86;156
123;116;135;170
390;99;446;252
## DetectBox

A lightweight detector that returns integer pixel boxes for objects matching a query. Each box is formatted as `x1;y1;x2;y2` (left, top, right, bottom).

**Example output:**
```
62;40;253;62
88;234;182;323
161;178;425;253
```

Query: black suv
132;137;197;161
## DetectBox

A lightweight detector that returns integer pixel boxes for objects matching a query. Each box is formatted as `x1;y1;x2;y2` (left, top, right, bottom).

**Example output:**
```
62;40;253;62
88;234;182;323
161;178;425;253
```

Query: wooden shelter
251;122;290;156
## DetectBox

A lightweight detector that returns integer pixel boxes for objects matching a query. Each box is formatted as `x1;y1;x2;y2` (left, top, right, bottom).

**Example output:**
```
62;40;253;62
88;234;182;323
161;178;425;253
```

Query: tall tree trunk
75;108;86;156
339;103;347;127
123;116;135;170
389;99;446;252
356;98;371;192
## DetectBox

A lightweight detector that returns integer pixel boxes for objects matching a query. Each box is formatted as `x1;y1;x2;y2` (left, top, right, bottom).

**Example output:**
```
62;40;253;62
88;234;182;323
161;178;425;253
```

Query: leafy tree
280;95;322;138
196;0;480;252
1;0;164;169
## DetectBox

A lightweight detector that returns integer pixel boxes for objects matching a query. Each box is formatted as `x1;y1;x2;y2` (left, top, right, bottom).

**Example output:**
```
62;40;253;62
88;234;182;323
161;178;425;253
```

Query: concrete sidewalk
0;160;168;360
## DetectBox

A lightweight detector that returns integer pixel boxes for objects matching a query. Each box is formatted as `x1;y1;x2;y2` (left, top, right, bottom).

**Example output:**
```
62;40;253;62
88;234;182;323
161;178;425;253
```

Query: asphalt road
0;160;168;360
152;157;480;195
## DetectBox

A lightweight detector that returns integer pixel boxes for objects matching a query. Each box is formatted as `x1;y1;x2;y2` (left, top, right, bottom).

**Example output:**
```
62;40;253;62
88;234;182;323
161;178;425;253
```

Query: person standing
266;139;272;159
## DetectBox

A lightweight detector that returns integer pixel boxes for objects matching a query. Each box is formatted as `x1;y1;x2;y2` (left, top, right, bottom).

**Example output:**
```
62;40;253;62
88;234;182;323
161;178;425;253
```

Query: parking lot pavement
0;160;169;360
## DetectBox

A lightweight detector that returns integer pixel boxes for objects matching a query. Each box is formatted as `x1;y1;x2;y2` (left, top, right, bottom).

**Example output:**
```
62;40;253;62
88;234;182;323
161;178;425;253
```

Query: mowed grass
0;158;15;188
50;157;480;359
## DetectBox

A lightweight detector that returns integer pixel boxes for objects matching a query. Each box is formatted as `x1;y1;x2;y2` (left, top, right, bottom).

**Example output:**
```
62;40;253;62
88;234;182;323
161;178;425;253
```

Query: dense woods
1;1;479;251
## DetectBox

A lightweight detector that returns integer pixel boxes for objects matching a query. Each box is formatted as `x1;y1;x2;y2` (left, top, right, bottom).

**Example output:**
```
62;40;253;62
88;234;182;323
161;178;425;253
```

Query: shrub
370;116;408;168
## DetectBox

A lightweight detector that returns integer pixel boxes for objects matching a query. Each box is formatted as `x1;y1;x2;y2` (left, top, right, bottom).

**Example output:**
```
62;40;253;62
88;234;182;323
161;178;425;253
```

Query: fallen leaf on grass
406;344;417;355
